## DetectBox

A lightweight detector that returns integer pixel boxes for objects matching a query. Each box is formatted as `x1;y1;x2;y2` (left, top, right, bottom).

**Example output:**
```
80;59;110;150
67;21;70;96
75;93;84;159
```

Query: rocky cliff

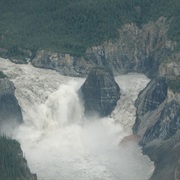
133;77;180;180
133;77;168;134
86;17;175;77
31;17;177;78
0;78;23;133
80;67;120;116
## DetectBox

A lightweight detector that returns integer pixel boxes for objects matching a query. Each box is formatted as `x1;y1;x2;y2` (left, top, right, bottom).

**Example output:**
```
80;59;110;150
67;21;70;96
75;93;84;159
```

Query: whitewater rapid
0;58;154;180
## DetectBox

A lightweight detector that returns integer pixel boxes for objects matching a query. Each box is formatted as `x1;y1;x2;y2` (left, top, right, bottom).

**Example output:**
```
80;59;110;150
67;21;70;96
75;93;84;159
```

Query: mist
0;58;154;180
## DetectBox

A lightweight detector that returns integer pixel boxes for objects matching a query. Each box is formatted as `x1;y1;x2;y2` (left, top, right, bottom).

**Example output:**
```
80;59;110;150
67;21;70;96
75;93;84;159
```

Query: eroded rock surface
133;77;168;134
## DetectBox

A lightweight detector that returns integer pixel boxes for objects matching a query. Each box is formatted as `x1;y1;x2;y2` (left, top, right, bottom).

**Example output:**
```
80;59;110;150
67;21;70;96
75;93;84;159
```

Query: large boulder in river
80;67;120;117
0;78;23;133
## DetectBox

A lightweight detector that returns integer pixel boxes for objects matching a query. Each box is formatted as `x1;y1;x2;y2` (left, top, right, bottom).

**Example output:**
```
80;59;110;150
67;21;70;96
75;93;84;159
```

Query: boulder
80;67;120;116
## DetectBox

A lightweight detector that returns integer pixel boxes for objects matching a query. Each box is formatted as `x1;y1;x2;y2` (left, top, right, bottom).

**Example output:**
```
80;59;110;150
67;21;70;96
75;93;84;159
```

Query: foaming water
0;58;154;180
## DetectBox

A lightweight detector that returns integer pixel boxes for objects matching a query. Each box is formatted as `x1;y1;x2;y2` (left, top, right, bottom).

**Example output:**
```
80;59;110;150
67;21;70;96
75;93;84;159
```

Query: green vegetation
167;78;180;93
0;71;7;78
6;45;36;63
0;0;179;55
0;135;31;180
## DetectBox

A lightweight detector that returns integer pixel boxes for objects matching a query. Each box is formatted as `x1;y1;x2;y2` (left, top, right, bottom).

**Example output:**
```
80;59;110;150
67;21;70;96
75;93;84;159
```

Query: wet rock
80;67;120;116
133;77;168;134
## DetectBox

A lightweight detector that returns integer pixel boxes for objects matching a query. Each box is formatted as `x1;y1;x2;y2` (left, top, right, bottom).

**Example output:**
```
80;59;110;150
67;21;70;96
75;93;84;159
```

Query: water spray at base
0;58;154;180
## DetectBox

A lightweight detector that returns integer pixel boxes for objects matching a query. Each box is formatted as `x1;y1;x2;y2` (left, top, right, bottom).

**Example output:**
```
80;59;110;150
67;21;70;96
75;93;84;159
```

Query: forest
0;0;179;56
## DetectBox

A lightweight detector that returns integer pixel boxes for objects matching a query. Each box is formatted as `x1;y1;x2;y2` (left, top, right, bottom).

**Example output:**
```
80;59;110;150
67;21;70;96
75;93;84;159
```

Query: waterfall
0;58;154;180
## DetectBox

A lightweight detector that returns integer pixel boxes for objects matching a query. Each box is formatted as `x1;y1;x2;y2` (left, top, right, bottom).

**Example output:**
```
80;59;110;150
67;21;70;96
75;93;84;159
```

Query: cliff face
133;77;180;180
86;17;175;78
0;78;23;133
31;17;176;78
80;67;120;116
133;77;168;134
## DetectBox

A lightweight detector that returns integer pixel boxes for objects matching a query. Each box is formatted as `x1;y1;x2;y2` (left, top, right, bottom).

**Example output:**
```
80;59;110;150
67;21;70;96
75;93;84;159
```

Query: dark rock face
141;100;180;145
0;78;23;132
80;67;120;116
133;77;168;133
133;77;180;180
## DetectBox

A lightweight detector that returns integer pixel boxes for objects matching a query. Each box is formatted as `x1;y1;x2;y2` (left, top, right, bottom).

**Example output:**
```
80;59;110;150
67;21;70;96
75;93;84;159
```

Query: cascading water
0;58;154;180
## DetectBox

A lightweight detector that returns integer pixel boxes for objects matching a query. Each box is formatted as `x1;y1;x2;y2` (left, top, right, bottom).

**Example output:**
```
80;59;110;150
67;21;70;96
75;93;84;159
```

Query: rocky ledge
80;67;120;117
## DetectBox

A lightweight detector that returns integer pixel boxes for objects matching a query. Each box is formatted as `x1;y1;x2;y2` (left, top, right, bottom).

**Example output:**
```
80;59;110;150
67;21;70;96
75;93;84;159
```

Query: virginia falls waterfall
0;58;154;180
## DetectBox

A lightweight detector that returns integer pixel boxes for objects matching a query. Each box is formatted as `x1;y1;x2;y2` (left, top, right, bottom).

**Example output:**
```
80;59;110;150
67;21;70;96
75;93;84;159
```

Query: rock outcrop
133;77;168;134
80;67;120;116
0;78;23;133
31;50;96;76
133;77;180;180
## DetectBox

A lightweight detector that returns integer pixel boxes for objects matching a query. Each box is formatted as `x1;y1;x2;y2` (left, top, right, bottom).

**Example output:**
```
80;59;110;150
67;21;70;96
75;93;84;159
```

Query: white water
0;58;154;180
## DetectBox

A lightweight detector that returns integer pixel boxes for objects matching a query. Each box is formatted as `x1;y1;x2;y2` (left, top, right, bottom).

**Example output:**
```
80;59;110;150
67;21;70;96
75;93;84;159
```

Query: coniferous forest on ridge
0;0;179;56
